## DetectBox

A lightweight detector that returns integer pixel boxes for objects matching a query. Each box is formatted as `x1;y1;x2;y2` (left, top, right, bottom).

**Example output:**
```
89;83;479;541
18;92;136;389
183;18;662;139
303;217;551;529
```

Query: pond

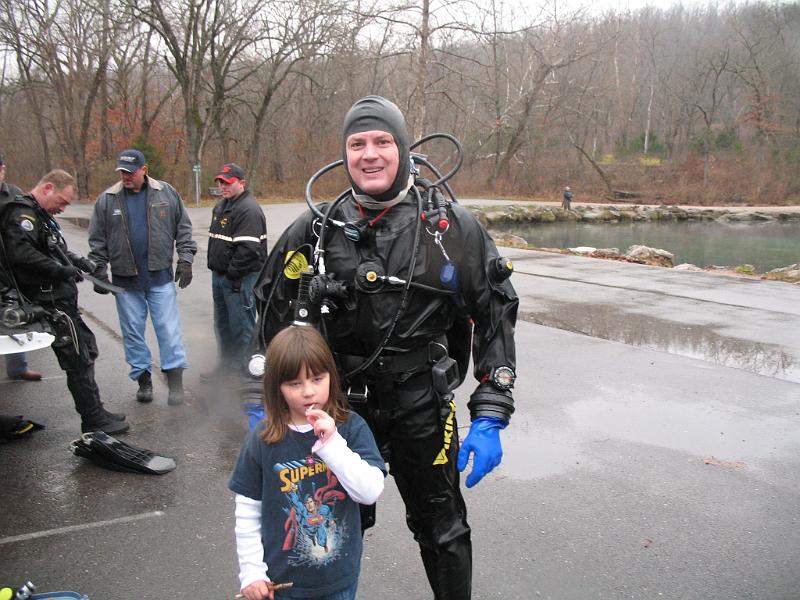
503;220;800;272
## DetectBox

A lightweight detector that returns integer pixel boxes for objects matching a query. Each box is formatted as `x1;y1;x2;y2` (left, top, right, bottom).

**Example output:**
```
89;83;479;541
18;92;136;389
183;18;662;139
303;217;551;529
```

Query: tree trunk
644;84;654;155
573;142;614;199
412;0;430;139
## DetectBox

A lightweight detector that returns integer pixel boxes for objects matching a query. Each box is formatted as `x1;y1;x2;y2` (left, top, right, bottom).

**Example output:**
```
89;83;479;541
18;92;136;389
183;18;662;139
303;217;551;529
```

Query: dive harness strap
335;343;434;376
337;341;454;410
70;431;176;475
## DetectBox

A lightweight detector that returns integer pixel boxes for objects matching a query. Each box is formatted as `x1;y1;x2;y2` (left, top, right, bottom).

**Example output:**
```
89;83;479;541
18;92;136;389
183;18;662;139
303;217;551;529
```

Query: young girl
229;326;386;600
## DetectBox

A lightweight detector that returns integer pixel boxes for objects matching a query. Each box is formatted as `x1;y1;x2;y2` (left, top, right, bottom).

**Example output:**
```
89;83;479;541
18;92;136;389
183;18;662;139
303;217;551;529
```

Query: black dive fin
70;437;141;473
70;432;176;475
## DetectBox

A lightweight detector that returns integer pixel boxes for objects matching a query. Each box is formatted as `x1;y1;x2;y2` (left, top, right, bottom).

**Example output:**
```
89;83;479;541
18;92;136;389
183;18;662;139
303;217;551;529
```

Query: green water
504;221;800;273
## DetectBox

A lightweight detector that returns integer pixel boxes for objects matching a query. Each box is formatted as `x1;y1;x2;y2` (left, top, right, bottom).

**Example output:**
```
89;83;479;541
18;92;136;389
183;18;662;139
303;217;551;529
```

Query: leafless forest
0;0;798;205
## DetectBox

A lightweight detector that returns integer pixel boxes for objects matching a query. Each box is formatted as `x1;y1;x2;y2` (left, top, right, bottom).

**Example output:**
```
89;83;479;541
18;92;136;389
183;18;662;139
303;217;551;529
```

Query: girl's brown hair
260;325;349;444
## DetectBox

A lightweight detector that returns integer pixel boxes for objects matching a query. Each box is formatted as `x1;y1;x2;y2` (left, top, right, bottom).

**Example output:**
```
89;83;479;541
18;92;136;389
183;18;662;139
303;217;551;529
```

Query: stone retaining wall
469;204;800;226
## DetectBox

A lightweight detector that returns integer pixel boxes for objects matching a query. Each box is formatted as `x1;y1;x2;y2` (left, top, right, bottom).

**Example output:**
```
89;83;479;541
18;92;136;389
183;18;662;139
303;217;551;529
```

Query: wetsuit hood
342;95;411;204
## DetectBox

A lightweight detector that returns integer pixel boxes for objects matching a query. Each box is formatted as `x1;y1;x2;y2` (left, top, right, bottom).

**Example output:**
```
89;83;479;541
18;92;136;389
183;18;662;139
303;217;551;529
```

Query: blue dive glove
456;416;507;488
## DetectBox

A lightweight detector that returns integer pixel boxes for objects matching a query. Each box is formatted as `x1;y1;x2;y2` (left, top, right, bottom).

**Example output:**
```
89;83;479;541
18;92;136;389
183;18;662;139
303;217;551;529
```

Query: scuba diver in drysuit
251;96;518;600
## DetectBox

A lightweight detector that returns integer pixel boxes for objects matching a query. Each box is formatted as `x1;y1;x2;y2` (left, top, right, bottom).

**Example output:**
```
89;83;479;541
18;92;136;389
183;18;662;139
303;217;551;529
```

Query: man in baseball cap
202;162;267;381
88;149;197;405
115;149;146;173
214;163;246;184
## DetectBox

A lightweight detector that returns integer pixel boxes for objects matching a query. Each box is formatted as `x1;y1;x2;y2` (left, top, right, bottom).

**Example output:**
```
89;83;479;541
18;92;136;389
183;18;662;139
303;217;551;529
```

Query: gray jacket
88;177;197;277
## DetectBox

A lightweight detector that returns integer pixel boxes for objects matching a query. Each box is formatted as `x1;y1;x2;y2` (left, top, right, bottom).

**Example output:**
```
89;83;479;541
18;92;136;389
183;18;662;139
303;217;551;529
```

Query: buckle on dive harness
346;384;370;404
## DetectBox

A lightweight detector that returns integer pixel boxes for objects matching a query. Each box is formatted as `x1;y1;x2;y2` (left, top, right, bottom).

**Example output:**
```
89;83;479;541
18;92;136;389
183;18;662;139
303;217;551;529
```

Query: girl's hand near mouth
306;405;336;446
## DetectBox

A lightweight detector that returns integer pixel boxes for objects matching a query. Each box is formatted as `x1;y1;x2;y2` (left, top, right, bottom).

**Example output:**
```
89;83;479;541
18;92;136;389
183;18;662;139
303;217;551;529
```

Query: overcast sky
597;0;714;11
554;0;728;17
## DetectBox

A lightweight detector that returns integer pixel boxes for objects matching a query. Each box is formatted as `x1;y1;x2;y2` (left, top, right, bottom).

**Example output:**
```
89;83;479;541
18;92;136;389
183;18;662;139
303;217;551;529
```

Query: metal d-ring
428;341;448;364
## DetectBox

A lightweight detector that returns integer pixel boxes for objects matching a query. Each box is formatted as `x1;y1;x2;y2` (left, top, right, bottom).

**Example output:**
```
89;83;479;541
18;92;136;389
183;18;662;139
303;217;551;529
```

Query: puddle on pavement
520;303;800;383
499;390;800;481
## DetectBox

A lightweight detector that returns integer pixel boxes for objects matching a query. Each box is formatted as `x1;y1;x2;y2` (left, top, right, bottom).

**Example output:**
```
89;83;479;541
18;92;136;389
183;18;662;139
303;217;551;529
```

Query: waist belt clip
429;341;460;395
347;384;370;404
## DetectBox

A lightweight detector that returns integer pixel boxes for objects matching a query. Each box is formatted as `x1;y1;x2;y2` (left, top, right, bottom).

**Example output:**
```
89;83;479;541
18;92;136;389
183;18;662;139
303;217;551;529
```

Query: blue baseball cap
115;149;146;172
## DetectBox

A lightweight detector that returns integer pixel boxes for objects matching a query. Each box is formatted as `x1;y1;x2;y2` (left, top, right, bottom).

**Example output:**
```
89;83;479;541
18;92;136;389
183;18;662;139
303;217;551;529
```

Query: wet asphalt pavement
1;202;799;600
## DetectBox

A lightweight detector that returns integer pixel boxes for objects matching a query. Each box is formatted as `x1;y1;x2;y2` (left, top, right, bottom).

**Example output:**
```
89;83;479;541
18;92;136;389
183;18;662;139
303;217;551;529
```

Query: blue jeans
278;581;358;600
211;271;257;371
5;352;27;377
114;281;188;380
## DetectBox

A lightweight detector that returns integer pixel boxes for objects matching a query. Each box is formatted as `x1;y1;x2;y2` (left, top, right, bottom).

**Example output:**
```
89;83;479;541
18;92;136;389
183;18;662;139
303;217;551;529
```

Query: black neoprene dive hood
341;95;411;203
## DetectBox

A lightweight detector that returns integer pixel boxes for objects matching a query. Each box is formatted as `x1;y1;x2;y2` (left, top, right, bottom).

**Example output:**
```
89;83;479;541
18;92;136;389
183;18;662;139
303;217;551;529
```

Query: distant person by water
562;186;573;210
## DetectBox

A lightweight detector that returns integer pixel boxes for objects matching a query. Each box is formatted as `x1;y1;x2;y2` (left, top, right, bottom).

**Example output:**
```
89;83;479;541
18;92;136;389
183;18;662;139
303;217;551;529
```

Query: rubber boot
165;368;184;406
69;367;132;435
100;407;127;421
81;416;130;435
81;400;130;434
136;371;154;403
85;365;126;420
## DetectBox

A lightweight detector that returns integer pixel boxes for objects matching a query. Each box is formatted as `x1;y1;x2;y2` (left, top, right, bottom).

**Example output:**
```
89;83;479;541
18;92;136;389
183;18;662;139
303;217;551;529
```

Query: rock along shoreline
467;203;800;285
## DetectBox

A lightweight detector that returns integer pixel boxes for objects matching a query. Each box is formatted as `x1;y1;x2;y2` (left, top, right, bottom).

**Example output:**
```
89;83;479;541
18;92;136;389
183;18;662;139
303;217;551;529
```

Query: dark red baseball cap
214;163;245;183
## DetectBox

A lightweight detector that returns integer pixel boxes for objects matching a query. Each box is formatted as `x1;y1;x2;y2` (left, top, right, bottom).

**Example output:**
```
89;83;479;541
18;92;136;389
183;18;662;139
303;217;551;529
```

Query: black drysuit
2;195;110;426
254;190;518;600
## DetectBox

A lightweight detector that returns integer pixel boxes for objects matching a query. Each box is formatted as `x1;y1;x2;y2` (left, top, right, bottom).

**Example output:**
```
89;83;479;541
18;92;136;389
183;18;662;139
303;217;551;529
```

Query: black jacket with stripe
207;189;267;281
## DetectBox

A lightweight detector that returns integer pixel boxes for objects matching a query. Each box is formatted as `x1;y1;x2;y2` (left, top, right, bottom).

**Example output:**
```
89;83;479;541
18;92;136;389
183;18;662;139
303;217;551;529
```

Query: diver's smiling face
345;130;399;196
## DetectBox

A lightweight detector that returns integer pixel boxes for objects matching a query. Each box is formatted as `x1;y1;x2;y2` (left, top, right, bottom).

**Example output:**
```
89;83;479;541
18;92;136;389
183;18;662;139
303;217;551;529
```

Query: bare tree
128;0;270;193
691;45;730;186
726;4;785;151
0;0;55;174
484;14;600;190
561;54;617;198
0;0;121;196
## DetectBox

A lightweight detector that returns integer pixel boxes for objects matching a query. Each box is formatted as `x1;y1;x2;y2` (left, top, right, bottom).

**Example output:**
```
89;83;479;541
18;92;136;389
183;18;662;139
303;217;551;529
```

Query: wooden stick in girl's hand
233;581;294;598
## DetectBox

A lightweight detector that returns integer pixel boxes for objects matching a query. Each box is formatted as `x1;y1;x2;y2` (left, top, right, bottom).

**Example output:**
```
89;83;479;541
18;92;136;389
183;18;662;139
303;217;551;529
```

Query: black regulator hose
304;160;347;225
410;132;464;201
315;191;353;270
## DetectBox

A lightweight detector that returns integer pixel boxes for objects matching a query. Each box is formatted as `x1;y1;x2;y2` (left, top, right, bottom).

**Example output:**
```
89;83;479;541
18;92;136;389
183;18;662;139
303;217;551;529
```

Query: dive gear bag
0;415;44;443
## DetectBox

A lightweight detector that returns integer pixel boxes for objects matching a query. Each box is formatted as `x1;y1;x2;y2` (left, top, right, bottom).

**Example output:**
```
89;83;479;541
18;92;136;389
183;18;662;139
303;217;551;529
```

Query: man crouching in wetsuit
253;96;518;600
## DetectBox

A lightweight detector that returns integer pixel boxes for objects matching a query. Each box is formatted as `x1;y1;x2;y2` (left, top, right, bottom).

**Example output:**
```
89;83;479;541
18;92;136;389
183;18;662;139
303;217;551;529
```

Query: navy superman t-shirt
229;412;384;598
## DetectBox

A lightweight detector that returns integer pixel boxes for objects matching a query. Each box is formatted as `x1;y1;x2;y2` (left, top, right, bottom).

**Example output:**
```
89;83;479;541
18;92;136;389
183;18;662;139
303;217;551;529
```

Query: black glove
59;265;83;282
92;264;111;295
70;255;97;274
174;261;193;289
